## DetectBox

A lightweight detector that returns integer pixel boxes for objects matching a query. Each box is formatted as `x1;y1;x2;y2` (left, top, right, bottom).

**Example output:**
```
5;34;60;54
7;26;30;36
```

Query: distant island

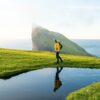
32;26;91;56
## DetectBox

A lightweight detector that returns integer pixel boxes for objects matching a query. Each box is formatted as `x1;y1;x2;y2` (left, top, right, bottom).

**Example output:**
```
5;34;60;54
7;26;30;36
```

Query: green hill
32;26;91;56
0;48;100;78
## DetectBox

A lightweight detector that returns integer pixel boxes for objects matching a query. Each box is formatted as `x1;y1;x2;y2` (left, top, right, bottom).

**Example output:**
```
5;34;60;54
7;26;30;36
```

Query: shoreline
0;48;100;79
66;82;100;100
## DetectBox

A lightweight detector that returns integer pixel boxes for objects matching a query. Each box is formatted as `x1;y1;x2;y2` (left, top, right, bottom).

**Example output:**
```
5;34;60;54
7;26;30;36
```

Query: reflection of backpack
59;42;63;50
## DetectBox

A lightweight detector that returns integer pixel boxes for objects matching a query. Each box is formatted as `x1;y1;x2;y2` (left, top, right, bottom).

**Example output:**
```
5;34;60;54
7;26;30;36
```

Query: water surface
73;39;100;57
0;68;100;100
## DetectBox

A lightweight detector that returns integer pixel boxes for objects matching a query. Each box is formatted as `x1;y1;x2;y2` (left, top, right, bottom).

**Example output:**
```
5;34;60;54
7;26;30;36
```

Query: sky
0;0;100;40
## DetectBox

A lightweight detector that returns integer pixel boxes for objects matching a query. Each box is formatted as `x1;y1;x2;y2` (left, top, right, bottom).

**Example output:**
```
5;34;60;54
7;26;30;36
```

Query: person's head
55;39;57;43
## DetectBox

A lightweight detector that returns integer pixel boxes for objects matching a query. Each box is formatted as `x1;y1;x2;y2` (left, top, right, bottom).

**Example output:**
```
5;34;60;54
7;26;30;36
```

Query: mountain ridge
32;26;91;56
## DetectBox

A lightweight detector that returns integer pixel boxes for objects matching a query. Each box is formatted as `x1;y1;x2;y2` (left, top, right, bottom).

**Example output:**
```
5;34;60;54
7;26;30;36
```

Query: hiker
54;39;63;64
54;67;63;92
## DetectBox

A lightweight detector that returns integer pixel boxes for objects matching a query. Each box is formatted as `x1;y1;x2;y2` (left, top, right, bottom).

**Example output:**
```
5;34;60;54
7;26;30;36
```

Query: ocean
0;39;100;57
73;39;100;57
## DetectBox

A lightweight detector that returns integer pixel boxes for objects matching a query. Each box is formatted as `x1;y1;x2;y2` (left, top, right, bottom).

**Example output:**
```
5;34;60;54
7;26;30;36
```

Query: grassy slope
66;82;100;100
0;48;100;78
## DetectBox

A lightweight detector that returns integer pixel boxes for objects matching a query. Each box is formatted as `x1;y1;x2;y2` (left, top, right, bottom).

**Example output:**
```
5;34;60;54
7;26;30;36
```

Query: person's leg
59;67;63;72
56;52;59;63
58;67;63;73
58;52;63;62
60;56;63;62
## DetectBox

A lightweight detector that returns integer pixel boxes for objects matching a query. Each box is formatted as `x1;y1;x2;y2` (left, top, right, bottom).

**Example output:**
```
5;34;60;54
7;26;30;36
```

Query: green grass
0;48;100;78
66;82;100;100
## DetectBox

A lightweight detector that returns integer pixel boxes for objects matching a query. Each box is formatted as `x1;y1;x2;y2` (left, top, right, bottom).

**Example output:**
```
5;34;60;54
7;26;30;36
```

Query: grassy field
0;48;100;78
66;82;100;100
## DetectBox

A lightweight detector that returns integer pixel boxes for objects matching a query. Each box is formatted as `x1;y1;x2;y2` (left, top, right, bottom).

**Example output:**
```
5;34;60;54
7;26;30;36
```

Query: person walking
54;39;63;64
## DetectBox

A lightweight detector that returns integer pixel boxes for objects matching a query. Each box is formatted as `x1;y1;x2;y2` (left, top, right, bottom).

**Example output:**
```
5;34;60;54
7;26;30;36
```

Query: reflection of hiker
54;67;63;92
54;39;63;64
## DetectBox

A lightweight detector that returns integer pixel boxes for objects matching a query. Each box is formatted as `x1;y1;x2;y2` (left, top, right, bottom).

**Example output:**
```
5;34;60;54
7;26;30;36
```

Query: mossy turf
66;82;100;100
0;48;100;78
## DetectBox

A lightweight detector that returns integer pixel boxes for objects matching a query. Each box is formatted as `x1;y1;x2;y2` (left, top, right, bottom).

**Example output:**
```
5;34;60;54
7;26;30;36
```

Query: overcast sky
0;0;100;39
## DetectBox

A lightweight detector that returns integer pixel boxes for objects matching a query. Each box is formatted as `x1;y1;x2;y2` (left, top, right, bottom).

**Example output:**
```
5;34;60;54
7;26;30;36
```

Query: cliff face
32;26;91;56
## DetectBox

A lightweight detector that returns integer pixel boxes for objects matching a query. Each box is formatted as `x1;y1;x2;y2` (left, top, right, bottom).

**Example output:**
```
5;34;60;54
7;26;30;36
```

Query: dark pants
56;67;63;79
56;52;63;63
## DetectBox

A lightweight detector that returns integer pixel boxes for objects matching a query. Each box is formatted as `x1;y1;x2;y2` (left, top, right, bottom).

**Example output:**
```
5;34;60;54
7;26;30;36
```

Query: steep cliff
32;26;91;56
